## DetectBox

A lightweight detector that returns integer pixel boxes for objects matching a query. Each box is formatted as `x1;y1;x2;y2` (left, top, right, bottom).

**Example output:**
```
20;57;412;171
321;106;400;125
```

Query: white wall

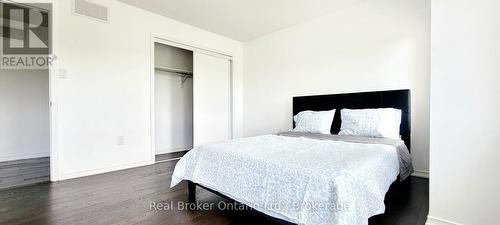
51;0;243;180
155;72;193;154
429;0;500;224
154;43;193;71
243;0;430;172
0;69;49;162
154;43;193;154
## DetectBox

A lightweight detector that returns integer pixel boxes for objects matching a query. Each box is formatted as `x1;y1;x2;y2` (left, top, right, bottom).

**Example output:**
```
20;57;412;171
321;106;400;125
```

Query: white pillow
291;109;336;134
339;108;402;139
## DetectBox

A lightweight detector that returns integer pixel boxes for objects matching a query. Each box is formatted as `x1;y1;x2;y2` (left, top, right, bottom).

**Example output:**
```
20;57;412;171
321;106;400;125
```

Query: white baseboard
412;169;429;178
156;146;192;155
426;216;463;225
57;160;152;181
0;152;50;162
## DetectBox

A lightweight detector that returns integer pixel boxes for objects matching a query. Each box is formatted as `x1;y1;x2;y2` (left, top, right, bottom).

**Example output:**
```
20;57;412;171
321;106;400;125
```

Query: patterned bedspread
171;134;409;225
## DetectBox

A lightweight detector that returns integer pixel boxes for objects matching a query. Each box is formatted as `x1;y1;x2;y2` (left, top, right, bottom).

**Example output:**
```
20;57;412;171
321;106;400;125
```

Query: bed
171;89;412;225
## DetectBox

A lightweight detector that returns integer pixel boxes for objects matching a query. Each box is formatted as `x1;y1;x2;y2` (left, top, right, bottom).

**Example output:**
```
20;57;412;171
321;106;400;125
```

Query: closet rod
155;66;193;76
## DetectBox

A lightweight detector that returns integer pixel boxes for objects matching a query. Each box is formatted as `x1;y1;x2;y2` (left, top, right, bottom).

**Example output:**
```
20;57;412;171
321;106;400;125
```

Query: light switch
57;69;68;79
117;136;126;145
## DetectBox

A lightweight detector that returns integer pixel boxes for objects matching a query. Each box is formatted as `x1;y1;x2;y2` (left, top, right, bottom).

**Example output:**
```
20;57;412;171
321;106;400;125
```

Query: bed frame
187;89;411;224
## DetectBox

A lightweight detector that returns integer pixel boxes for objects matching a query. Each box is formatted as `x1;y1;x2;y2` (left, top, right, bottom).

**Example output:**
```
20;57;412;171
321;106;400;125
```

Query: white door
193;52;232;146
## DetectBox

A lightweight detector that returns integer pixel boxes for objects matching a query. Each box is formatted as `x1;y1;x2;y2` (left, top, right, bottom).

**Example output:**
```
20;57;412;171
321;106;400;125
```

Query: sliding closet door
193;52;232;146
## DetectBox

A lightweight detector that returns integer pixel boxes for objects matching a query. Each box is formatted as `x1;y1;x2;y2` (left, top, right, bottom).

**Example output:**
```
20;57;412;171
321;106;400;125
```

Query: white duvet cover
171;134;400;225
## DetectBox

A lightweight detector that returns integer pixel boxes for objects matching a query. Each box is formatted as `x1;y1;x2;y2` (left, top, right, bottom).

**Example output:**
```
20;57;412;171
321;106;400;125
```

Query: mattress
171;133;412;225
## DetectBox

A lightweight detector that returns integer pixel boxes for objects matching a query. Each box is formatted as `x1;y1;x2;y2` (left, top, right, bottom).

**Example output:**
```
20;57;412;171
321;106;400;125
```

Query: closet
154;41;232;162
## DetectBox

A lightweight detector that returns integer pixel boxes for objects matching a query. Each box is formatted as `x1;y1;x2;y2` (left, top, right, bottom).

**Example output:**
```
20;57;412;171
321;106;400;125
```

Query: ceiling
118;0;358;41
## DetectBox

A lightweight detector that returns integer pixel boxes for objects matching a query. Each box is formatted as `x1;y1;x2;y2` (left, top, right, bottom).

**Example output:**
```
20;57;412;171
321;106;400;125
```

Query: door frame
149;34;234;164
3;0;58;181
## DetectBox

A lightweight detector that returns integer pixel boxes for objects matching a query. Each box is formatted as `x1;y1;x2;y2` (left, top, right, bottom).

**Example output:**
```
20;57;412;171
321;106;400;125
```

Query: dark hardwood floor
155;150;190;162
0;157;50;190
0;159;428;225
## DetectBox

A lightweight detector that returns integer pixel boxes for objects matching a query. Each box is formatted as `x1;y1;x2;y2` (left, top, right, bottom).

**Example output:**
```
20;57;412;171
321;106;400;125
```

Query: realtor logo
1;1;54;69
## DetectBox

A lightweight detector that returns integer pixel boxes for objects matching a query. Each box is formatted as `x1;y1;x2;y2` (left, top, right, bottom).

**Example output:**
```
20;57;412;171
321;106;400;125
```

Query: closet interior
154;43;194;162
154;40;233;162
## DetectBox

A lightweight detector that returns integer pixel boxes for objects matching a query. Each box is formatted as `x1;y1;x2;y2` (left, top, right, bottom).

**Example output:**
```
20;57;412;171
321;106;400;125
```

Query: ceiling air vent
73;0;109;23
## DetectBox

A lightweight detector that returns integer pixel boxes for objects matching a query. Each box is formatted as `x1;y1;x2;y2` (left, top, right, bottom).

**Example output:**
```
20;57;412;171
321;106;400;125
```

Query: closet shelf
155;66;193;76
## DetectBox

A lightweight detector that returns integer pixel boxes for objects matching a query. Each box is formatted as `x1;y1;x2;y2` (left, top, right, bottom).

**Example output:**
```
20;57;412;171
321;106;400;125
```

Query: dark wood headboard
293;89;411;150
